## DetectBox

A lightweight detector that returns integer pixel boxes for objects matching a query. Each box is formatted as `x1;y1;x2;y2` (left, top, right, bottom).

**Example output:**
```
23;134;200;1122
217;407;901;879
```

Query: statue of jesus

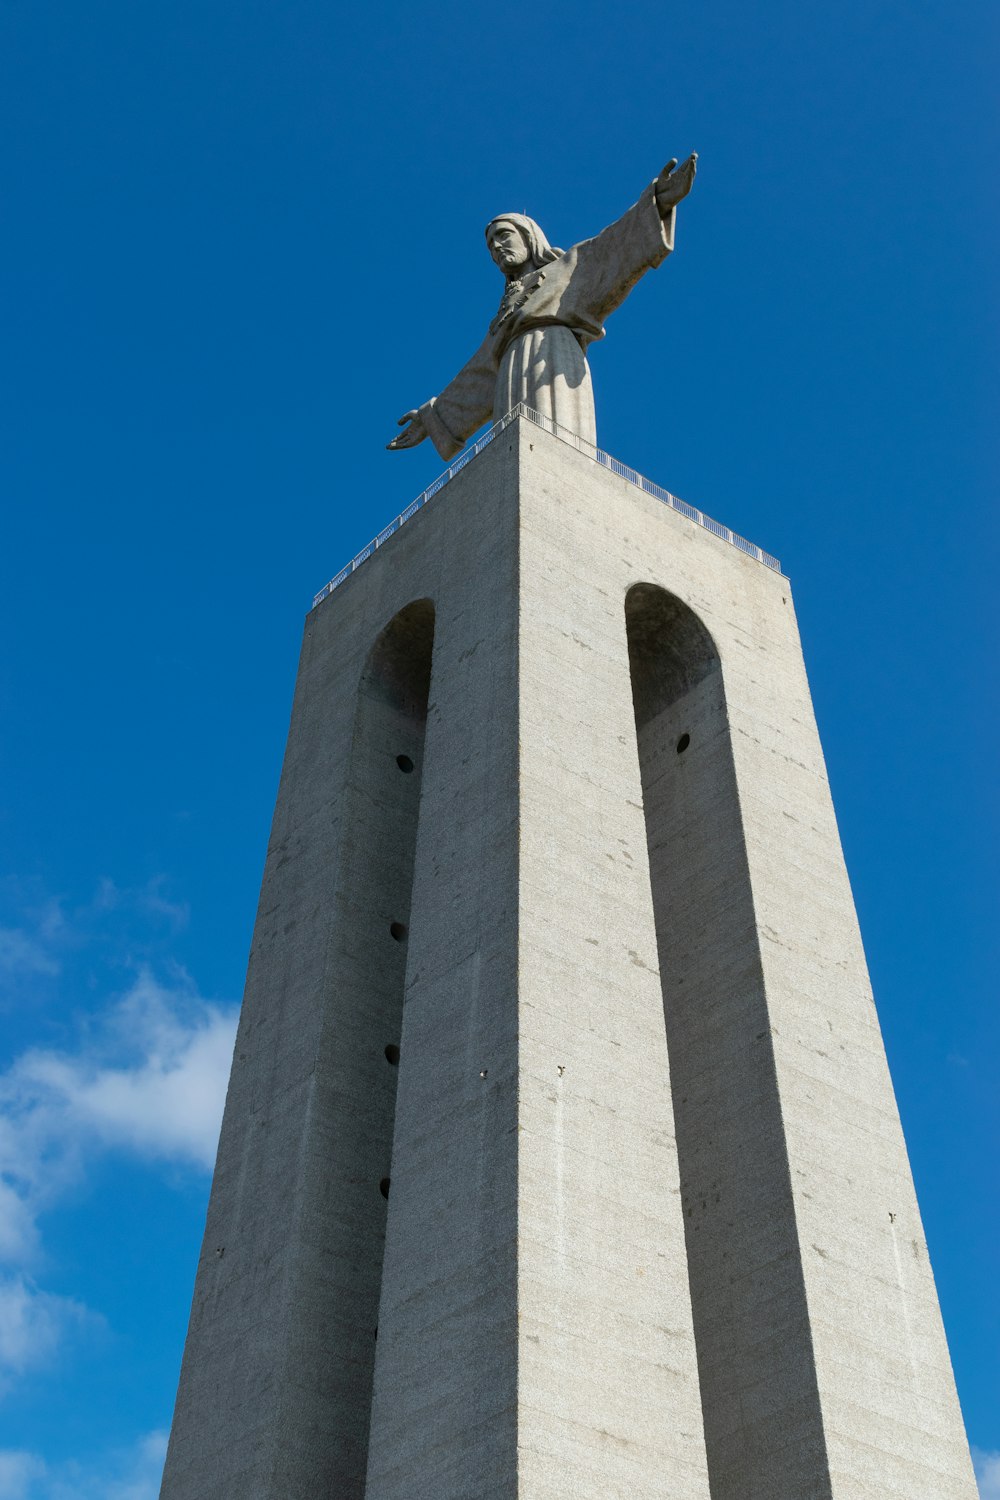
387;154;698;460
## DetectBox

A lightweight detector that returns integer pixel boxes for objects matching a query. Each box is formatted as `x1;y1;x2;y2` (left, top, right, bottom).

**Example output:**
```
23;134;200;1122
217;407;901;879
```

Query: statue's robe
419;185;677;460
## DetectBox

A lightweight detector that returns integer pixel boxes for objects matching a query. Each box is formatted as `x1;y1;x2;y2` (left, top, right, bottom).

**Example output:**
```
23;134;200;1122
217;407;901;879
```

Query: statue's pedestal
160;416;976;1500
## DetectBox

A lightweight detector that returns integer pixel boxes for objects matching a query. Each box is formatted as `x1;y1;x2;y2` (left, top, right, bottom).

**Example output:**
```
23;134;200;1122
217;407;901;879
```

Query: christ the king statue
387;154;698;460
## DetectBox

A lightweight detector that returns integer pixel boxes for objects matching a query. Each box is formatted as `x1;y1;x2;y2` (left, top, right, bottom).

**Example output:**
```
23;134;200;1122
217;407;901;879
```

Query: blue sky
0;0;996;1494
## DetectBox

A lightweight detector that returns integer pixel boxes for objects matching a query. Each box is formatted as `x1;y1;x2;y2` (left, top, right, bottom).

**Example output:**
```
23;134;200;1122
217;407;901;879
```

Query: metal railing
311;405;782;609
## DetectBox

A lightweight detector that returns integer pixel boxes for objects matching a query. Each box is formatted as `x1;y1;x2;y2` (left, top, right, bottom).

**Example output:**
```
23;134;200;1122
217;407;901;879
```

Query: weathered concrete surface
512;425;975;1499
161;417;975;1500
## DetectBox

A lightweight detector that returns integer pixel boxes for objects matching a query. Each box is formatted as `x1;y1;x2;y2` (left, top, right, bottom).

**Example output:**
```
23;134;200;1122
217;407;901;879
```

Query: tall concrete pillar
160;414;976;1500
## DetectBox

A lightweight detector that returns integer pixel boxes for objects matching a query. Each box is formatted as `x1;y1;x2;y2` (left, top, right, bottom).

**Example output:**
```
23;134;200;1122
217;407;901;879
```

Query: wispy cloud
6;967;237;1175
84;878;189;933
0;1430;167;1500
0;874;234;1479
0;1277;96;1396
0;1450;46;1500
974;1448;1000;1500
0;959;236;1386
0;931;59;980
0;1181;40;1265
0;876;192;1007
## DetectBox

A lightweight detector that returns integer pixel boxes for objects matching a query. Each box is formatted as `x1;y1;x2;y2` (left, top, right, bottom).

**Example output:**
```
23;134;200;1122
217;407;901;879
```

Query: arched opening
625;583;828;1500
310;597;435;1497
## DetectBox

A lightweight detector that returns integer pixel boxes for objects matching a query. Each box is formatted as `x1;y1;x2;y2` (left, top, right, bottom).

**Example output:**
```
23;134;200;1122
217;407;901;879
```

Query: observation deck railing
311;404;782;609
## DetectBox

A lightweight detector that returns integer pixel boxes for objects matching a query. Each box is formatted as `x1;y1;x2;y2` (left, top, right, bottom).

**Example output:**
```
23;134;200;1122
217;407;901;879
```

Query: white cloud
0;1182;39;1265
135;878;189;931
9;968;237;1172
0;968;237;1208
0;1451;46;1500
0;966;236;1383
974;1448;1000;1500
84;878;189;932
0;930;59;980
0;876;191;999
0;1430;167;1500
106;1430;168;1500
0;1276;94;1392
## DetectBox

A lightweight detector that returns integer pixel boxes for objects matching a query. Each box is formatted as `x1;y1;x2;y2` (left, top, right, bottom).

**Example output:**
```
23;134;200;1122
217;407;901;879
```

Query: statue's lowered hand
655;153;698;214
387;410;427;450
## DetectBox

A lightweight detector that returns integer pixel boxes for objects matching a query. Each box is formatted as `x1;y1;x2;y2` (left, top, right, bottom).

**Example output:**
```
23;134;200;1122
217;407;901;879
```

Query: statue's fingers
659;158;679;177
397;410;418;426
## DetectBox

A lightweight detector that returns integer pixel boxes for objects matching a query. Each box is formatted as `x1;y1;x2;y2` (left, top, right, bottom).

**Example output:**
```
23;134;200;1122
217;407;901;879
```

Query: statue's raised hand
655;154;698;216
387;409;428;450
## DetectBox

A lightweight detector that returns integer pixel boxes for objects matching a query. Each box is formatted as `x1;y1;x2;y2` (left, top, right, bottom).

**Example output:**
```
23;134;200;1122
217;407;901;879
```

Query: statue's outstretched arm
652;154;697;253
386;411;428;450
654;155;697;215
566;153;698;329
388;335;496;461
387;409;427;450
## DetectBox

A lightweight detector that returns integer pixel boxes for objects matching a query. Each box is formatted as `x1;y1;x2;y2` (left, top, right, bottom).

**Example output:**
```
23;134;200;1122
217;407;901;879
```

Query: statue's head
485;214;563;277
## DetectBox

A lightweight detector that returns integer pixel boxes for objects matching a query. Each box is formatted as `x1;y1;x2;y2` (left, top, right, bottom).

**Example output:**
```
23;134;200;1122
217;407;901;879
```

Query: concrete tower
160;411;977;1500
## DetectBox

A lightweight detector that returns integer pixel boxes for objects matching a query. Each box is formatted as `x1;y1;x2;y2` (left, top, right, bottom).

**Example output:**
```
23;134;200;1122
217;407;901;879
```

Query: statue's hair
485;213;563;268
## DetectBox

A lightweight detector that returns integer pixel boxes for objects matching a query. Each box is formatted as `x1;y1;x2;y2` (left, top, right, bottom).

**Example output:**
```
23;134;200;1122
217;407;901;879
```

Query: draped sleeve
551;182;675;341
418;334;497;461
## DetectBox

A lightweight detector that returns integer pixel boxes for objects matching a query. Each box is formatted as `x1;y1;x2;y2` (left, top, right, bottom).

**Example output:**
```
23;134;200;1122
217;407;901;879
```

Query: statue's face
487;221;531;276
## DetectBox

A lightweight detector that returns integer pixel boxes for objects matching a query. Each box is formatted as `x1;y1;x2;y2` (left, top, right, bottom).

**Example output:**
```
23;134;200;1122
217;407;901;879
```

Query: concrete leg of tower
159;415;977;1500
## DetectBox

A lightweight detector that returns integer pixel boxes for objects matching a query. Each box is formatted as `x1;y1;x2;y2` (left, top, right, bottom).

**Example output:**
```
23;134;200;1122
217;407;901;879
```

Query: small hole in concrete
389;921;407;942
384;1043;400;1066
379;1177;390;1199
676;733;690;754
396;754;414;773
